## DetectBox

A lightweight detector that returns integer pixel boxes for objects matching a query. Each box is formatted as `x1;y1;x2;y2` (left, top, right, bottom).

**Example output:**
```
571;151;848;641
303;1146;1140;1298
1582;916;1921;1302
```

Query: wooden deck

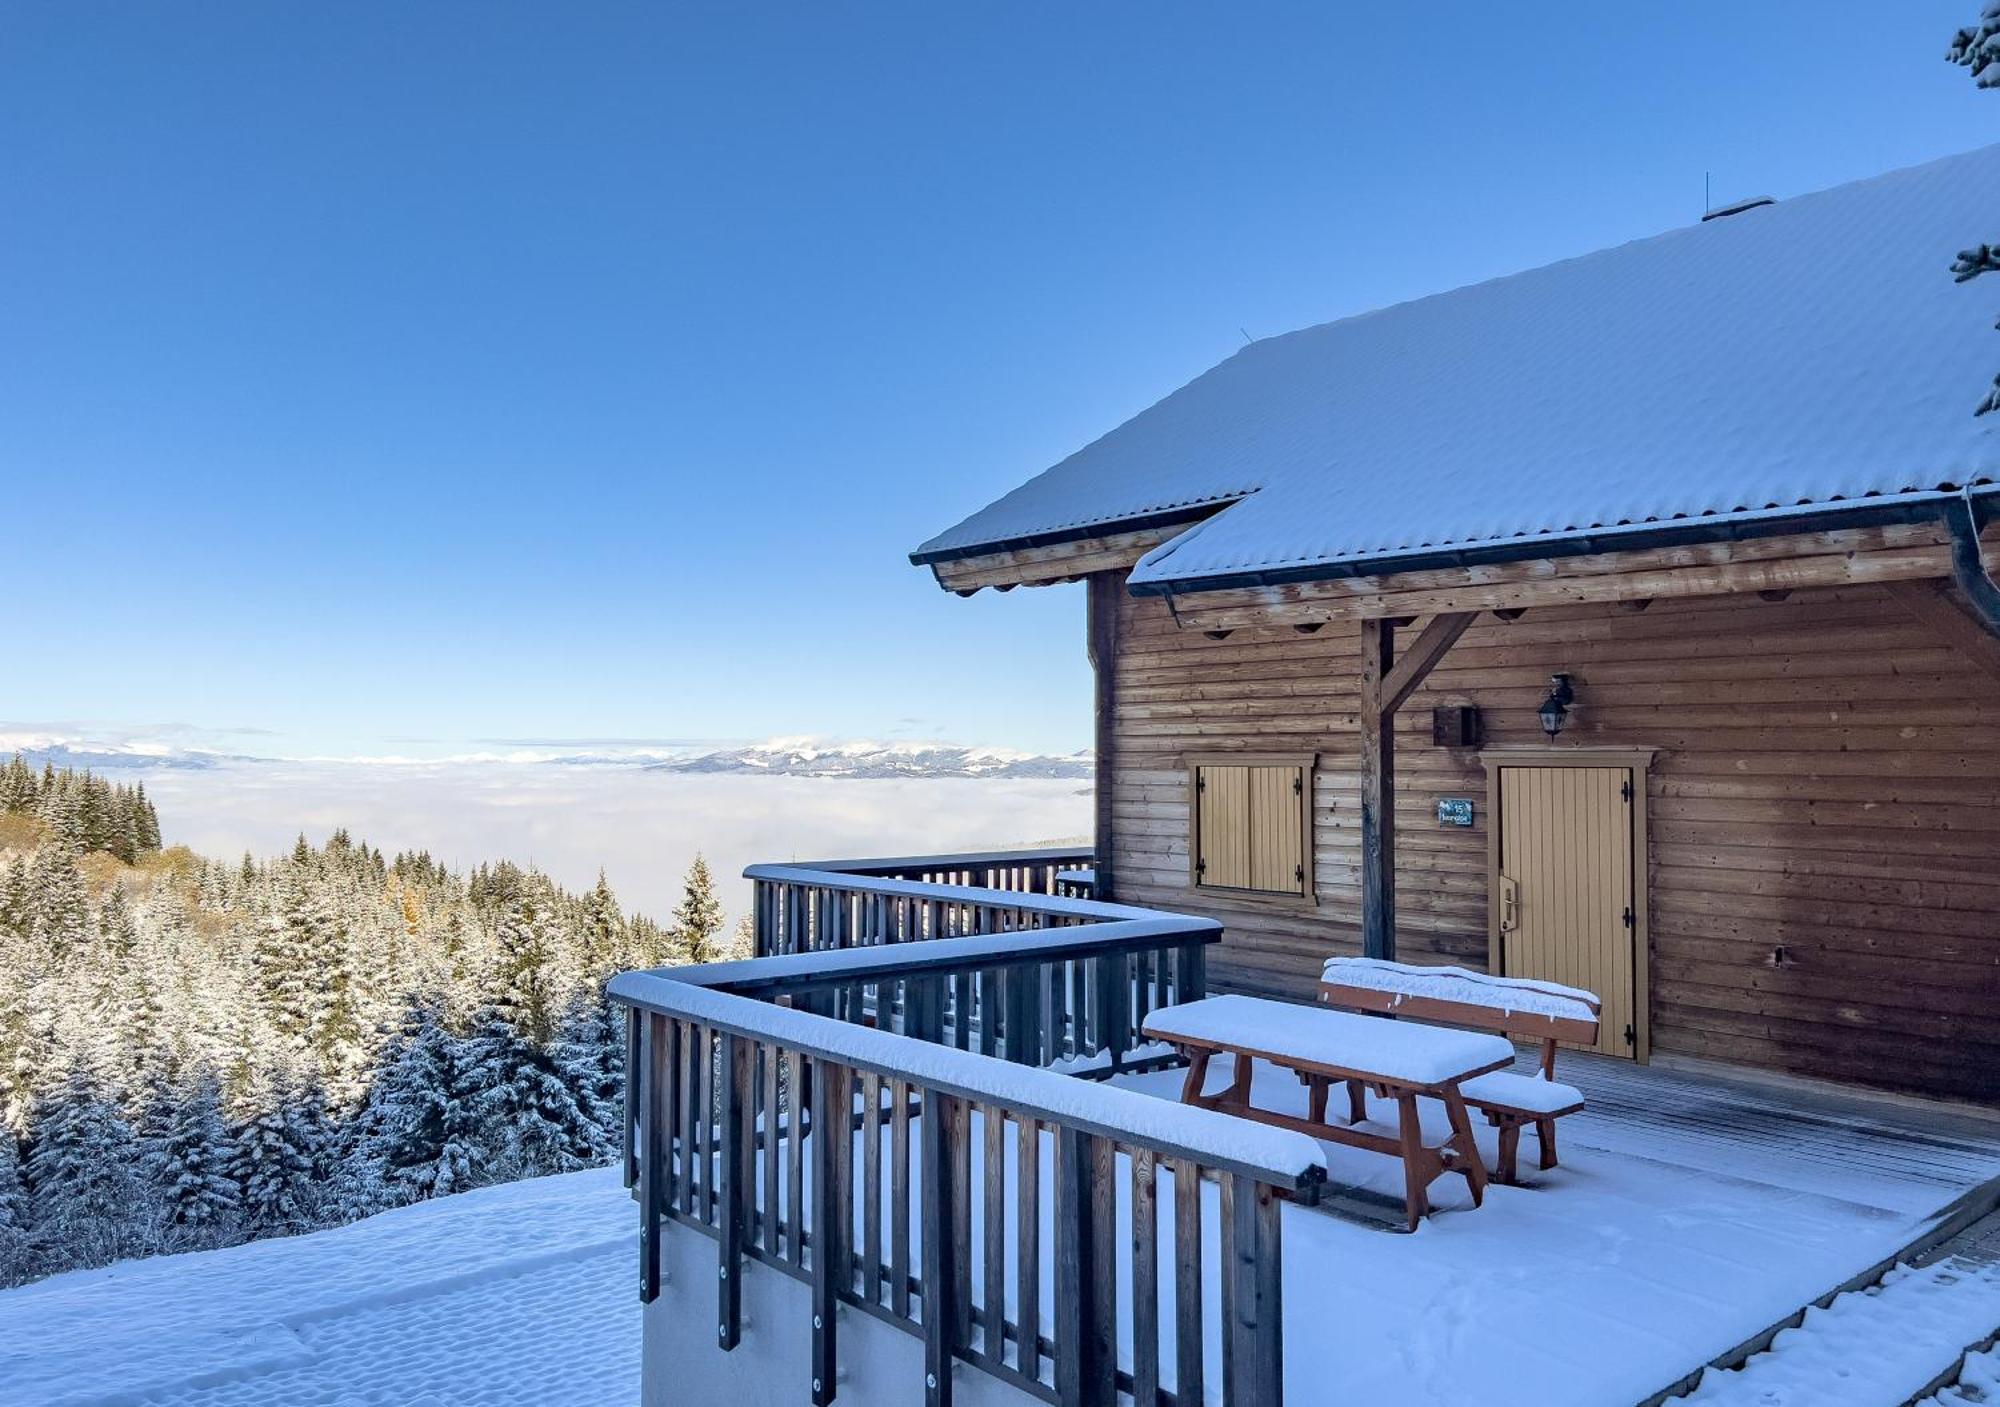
1561;1052;2000;1218
1103;1047;2000;1405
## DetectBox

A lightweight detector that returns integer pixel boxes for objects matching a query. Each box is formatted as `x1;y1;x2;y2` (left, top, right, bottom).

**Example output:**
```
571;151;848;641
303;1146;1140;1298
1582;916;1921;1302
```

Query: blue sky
2;3;1990;758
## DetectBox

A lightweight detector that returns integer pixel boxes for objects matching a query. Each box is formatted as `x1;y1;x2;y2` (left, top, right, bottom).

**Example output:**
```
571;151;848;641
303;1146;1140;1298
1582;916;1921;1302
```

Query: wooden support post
809;1060;843;1405
622;1006;641;1190
716;1033;745;1349
1359;617;1397;960
1362;612;1476;960
1087;572;1121;901
920;1090;957;1407
638;1012;667;1304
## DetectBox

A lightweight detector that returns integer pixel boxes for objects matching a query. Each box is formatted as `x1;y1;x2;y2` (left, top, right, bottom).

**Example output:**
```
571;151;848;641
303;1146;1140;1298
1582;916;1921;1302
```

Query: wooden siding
1105;581;2000;1102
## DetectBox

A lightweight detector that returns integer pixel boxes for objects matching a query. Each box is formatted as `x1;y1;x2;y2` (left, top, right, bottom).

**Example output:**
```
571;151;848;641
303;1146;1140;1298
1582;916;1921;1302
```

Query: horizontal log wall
1106;581;2000;1102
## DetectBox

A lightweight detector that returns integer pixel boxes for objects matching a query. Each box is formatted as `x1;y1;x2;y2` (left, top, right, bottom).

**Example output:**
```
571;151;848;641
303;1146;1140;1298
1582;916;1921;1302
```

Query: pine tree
360;1005;483;1204
27;842;89;960
671;855;725;966
580;871;622;980
0;1132;29;1286
1949;7;2000;414
23;1063;148;1267
157;1075;240;1233
228;1064;324;1234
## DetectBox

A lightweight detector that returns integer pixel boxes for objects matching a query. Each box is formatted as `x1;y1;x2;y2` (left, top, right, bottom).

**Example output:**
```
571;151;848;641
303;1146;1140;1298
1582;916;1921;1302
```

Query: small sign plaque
1437;798;1475;827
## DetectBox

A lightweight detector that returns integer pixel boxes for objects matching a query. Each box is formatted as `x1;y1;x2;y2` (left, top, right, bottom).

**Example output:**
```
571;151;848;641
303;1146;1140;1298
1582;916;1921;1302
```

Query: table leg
1394;1093;1428;1230
1441;1092;1487;1207
1346;1079;1367;1124
1306;1076;1328;1125
1224;1053;1252;1112
1179;1049;1212;1105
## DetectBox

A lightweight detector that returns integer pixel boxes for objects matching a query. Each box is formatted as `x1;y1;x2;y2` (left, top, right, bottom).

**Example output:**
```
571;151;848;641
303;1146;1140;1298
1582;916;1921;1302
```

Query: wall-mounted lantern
1538;673;1576;740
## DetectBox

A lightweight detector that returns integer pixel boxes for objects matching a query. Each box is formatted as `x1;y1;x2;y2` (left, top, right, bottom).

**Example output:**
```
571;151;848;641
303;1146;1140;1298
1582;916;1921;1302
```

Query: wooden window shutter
1192;756;1312;898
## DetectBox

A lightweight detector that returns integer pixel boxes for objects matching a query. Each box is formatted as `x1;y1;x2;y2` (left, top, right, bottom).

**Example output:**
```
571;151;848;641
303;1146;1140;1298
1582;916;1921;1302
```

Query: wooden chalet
613;147;2000;1407
913;145;2000;1103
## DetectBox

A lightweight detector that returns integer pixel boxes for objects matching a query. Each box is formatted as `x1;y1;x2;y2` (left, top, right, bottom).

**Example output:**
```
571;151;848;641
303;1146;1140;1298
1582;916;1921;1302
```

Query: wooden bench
1142;994;1515;1229
1317;957;1601;1184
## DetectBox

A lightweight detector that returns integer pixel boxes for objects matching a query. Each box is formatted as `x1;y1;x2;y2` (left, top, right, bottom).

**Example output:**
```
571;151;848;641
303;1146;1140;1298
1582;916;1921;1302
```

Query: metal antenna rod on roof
1239;327;1253;345
1704;170;1711;217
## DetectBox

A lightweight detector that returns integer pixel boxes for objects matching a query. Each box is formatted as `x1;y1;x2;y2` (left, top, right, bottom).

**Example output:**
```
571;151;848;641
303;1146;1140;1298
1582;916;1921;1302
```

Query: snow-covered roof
915;145;2000;589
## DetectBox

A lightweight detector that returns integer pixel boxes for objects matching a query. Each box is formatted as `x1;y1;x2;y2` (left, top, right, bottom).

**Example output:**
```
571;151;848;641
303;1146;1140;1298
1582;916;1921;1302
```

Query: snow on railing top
659;919;1218;994
608;969;1327;1188
779;845;1094;874
743;861;1172;925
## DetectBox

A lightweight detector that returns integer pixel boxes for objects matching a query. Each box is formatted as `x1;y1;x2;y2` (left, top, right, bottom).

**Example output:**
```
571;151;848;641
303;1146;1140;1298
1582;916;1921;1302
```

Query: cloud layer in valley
135;759;1092;924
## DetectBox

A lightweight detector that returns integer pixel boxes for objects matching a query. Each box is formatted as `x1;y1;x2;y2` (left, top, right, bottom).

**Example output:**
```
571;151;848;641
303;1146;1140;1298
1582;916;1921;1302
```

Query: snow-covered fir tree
1949;5;2000;414
0;754;720;1288
156;1074;240;1234
671;853;726;965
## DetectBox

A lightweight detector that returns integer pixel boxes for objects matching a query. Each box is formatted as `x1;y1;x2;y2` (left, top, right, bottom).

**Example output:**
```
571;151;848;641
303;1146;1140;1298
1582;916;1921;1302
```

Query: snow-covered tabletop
1144;995;1514;1088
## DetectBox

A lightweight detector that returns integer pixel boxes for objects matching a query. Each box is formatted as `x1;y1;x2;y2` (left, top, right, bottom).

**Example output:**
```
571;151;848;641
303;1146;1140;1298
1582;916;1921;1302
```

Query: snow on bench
1144;994;1514;1089
1322;956;1600;1026
1315;958;1599;1182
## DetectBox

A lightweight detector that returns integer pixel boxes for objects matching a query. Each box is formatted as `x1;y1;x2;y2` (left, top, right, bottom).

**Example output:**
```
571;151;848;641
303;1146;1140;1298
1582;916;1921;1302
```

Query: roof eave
908;500;1239;568
1126;486;2000;598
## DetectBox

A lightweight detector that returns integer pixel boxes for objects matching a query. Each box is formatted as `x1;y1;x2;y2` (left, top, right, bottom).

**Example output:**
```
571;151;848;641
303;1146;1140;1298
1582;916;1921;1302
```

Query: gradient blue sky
3;3;1990;758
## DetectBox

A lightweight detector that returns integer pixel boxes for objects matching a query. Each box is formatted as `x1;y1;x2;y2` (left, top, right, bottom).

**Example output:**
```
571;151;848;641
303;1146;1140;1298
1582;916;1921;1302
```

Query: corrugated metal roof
914;144;2000;588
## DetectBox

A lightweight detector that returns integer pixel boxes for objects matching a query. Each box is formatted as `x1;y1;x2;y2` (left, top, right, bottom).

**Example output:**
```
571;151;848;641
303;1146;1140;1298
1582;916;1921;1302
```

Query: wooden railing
610;964;1326;1407
788;846;1096;895
743;859;1201;1071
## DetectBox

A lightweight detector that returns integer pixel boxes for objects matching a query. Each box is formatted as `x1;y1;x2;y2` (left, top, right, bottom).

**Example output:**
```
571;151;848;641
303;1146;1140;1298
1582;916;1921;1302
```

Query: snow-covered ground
1682;1257;2000;1407
7;1057;1996;1407
0;1169;636;1407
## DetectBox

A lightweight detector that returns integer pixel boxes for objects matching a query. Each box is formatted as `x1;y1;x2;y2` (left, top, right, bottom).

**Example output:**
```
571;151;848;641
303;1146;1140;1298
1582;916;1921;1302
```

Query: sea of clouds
135;759;1092;924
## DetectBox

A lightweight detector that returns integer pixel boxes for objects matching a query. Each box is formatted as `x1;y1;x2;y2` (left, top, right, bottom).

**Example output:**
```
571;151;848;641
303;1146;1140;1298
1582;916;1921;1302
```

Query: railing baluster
892;1076;912;1318
1173;1157;1204;1407
1054;1127;1115;1407
863;1071;883;1305
788;1049;807;1266
950;1098;973;1350
762;1041;781;1257
1220;1173;1283;1406
1016;1116;1040;1381
982;1105;1005;1361
977;967;999;1057
677;1021;696;1218
1131;1148;1159;1407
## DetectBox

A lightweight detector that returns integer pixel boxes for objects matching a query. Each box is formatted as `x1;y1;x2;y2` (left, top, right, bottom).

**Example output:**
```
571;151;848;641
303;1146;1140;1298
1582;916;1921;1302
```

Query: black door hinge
1624;1024;1636;1047
1196;775;1206;794
1293;775;1304;795
1620;779;1634;803
1622;905;1634;929
1195;859;1206;876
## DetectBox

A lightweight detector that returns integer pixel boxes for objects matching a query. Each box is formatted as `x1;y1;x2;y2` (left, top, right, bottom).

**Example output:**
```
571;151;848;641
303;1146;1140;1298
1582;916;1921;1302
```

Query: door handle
1498;875;1520;934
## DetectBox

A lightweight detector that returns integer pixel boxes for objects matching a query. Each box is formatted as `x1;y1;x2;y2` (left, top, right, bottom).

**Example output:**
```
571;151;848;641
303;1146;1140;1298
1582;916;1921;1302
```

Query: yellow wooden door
1497;766;1638;1058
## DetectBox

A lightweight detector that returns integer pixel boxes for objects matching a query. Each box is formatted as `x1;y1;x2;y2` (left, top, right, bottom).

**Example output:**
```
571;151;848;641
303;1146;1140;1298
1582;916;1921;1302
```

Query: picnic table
1142;994;1515;1229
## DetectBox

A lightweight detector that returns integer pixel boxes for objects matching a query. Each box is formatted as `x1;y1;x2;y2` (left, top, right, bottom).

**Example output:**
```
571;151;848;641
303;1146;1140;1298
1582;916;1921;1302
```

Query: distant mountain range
1;735;1093;782
642;740;1093;780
